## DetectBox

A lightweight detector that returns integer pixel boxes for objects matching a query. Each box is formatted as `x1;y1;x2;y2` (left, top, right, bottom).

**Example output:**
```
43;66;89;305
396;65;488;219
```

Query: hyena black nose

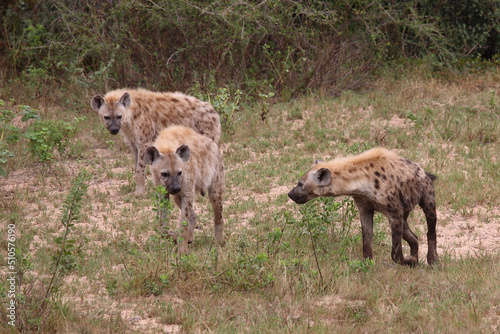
169;185;181;195
109;128;119;135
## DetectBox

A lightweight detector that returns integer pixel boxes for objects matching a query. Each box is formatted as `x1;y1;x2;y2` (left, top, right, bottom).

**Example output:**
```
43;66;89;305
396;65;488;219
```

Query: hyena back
90;88;221;195
143;125;225;254
288;147;438;266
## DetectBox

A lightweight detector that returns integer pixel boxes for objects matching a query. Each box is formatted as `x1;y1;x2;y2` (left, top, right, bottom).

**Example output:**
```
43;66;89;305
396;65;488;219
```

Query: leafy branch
37;169;90;328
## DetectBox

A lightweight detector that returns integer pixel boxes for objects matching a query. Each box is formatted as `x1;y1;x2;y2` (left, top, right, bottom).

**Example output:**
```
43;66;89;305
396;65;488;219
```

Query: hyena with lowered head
143;125;225;254
90;88;221;195
288;147;438;266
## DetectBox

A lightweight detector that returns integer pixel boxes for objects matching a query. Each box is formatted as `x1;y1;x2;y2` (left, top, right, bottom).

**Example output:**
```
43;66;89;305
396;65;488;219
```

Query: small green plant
24;118;78;163
14;169;90;332
285;197;358;288
44;170;90;294
106;279;118;296
152;184;174;231
192;84;243;132
0;142;13;177
0;101;40;175
348;258;375;273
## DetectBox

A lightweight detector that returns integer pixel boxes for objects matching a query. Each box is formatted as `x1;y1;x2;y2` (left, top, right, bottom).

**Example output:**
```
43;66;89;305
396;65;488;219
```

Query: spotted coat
91;88;221;195
143;125;225;254
288;147;438;266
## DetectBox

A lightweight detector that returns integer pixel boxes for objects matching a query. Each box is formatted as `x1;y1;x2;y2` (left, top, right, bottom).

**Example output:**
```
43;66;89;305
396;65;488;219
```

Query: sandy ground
1;149;498;332
3;156;498;261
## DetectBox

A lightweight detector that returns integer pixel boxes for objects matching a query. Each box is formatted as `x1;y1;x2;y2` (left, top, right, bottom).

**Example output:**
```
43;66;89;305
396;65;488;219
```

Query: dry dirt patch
1;154;498;259
1;147;499;332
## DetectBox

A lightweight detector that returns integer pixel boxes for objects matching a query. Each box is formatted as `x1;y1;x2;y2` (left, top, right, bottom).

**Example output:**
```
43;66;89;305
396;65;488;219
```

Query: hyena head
143;144;191;195
90;92;131;135
288;164;332;204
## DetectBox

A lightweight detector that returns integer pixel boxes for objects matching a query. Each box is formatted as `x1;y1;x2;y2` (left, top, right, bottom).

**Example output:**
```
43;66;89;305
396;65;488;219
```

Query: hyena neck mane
317;148;397;198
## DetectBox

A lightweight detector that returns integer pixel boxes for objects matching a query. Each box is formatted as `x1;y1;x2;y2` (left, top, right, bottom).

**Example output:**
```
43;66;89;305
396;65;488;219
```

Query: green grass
0;67;499;332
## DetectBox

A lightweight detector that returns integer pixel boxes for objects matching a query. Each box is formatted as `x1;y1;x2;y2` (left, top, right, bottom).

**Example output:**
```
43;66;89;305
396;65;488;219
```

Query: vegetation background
0;0;499;332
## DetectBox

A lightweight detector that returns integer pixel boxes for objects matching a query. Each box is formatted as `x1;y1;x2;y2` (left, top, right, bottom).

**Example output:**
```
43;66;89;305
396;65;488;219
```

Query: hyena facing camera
91;88;221;195
143;125;225;254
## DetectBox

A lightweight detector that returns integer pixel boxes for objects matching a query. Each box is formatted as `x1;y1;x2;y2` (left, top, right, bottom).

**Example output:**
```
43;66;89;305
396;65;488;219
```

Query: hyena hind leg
402;214;419;263
390;218;418;266
420;193;438;265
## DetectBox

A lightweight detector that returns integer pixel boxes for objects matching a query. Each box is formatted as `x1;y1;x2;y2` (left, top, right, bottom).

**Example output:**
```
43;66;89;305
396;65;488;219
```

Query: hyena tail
426;172;437;182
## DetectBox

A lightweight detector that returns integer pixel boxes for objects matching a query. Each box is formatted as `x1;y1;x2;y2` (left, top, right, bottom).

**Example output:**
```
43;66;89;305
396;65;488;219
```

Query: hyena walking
90;88;221;195
288;147;438;266
143;125;225;254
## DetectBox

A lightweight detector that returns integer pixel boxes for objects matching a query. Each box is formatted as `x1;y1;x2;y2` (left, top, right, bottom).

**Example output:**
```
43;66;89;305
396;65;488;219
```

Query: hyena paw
403;255;419;266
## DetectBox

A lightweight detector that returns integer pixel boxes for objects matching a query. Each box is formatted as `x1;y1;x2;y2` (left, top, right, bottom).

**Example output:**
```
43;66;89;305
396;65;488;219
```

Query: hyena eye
104;116;110;120
161;172;170;178
117;115;122;120
297;182;304;187
178;171;182;176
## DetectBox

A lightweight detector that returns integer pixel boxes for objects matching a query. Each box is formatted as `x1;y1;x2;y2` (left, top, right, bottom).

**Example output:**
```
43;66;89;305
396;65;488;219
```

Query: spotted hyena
143;125;225;254
90;88;221;195
288;147;438;266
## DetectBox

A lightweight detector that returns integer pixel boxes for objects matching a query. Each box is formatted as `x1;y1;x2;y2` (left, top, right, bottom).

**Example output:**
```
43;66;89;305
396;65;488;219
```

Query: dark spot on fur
349;167;356;173
370;163;374;168
334;171;341;176
374;179;380;189
375;171;381;177
381;167;385;172
390;174;394;179
382;174;387;180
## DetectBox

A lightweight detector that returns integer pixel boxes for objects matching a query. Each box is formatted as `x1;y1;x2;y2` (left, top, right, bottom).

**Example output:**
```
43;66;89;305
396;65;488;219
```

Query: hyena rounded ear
90;95;105;111
315;168;331;186
119;92;131;108
175;144;191;162
143;146;160;165
314;159;325;165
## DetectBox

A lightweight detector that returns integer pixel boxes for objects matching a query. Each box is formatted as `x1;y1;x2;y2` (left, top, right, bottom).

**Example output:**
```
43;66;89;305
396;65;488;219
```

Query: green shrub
4;0;496;100
0;100;40;175
24;118;78;163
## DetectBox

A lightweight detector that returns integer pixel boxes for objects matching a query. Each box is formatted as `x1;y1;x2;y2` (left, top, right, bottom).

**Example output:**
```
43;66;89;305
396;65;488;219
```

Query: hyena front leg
178;192;197;254
158;191;170;232
135;144;147;195
354;197;374;260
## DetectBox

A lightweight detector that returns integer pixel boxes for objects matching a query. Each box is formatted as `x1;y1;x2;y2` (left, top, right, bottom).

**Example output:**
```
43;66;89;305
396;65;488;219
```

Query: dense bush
0;0;498;99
